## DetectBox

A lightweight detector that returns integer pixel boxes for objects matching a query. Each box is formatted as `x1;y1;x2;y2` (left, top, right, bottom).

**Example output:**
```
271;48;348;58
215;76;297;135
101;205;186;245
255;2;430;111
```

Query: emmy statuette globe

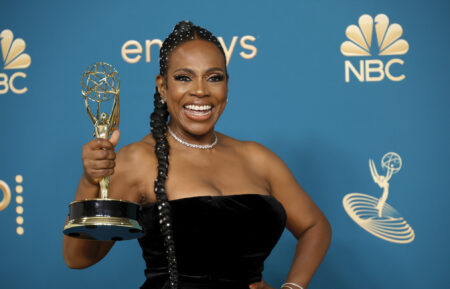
63;62;143;241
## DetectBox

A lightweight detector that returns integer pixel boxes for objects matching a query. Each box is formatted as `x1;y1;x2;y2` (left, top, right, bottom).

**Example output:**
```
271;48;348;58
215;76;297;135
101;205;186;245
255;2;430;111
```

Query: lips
183;104;213;121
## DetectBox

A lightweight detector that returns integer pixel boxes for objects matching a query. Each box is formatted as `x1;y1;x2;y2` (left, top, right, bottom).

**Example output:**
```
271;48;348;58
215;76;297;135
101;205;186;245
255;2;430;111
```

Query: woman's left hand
249;279;276;289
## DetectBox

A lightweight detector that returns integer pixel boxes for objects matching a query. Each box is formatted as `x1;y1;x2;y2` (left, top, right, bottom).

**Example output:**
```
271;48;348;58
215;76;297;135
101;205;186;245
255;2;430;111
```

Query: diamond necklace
167;127;218;149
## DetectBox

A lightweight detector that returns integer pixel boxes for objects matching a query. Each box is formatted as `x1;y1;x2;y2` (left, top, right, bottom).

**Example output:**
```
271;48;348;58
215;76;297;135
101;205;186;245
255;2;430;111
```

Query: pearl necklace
167;127;218;149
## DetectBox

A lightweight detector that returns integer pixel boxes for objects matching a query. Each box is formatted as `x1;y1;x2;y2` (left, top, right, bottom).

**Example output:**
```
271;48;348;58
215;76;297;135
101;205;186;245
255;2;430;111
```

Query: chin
179;119;216;136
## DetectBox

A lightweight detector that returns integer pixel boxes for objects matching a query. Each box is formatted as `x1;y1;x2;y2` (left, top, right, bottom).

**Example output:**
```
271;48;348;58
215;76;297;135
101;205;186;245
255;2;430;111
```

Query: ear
156;75;167;102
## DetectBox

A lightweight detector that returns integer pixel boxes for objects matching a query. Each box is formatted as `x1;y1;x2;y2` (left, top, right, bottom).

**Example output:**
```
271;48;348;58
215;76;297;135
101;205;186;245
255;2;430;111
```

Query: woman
63;21;331;289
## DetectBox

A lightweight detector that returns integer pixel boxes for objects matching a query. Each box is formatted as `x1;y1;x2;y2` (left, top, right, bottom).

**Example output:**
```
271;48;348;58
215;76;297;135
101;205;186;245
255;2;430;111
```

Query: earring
161;98;166;104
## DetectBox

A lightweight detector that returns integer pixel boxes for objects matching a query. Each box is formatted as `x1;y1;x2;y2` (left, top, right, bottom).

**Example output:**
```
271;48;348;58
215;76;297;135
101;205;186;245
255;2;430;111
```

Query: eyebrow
172;67;225;75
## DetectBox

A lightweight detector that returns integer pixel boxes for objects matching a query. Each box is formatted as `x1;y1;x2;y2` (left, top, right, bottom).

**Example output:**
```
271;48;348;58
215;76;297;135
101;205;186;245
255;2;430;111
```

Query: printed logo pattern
0;179;11;211
340;14;409;56
0;29;31;94
0;29;31;69
343;153;415;244
0;175;25;235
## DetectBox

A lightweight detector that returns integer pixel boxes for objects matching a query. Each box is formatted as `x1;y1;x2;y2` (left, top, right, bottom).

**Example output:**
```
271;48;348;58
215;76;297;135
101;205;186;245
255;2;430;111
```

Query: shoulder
115;134;156;167
221;133;278;159
109;134;157;203
218;133;285;175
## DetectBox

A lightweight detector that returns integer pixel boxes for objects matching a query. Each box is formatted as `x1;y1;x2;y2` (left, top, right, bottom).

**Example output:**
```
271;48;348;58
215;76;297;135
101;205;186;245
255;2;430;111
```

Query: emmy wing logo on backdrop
0;29;31;94
0;175;25;235
343;152;415;244
340;14;409;83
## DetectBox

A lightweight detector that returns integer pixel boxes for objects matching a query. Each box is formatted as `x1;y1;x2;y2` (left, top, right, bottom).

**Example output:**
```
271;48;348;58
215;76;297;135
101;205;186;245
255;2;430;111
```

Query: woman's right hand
81;130;120;186
63;129;120;269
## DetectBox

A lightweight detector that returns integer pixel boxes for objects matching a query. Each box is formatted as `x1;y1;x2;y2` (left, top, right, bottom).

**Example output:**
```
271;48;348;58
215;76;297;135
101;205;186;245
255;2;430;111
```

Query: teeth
184;104;212;111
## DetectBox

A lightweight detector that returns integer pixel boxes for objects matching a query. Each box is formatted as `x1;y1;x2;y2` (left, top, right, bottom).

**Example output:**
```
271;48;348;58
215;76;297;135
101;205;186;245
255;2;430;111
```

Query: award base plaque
64;199;143;241
63;62;143;241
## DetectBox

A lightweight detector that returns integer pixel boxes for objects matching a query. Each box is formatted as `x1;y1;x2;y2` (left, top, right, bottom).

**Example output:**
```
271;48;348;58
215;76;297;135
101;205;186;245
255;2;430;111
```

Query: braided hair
149;20;227;289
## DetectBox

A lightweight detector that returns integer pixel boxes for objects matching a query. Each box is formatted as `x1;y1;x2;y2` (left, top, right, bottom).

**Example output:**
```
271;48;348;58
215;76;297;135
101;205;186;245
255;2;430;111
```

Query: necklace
167;127;218;149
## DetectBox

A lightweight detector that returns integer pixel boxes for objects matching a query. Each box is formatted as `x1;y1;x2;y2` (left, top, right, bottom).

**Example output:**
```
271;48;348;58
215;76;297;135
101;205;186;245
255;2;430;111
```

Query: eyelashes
173;74;225;82
209;74;225;82
173;75;191;82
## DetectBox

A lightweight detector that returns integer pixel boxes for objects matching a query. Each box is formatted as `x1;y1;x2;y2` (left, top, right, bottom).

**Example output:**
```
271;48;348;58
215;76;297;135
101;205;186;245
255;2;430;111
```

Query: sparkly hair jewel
150;20;225;289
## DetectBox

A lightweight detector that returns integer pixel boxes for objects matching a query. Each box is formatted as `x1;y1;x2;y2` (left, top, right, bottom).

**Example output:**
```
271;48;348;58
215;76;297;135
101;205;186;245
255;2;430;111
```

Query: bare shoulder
116;134;156;165
219;133;329;239
218;133;285;176
109;134;156;202
112;134;157;181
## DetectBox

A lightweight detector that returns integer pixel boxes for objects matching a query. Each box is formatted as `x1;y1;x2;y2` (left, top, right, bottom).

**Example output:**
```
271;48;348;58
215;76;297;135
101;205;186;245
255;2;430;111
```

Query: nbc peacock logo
0;29;31;94
340;14;409;83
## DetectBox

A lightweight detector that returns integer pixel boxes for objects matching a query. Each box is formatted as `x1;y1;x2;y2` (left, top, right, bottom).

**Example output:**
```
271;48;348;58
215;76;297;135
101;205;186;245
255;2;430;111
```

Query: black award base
63;199;144;241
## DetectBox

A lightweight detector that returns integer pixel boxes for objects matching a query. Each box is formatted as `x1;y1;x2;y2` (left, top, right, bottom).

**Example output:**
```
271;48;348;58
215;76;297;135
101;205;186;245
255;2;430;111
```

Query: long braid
149;89;178;289
149;20;227;289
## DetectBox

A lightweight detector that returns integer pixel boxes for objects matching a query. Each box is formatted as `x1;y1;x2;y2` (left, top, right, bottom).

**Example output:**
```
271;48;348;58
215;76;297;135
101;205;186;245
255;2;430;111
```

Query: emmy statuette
63;62;143;241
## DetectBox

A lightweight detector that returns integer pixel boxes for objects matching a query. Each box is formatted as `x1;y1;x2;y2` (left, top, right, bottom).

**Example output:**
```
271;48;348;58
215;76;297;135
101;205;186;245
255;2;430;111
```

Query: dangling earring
161;98;166;104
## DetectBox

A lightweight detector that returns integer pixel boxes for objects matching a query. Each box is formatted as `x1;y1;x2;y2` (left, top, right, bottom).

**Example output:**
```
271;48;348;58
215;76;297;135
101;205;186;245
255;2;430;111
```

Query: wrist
75;174;100;200
82;171;98;186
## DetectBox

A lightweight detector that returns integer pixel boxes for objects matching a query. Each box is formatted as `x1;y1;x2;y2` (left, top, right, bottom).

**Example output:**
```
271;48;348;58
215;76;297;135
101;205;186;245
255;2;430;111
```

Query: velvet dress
138;194;287;289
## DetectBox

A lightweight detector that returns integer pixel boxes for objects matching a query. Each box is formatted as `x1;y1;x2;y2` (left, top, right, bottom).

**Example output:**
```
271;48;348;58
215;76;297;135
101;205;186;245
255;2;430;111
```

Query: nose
190;77;209;97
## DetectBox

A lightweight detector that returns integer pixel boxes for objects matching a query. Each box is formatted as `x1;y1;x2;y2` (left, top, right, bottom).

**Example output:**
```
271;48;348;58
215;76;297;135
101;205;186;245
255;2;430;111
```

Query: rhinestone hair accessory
168;126;218;149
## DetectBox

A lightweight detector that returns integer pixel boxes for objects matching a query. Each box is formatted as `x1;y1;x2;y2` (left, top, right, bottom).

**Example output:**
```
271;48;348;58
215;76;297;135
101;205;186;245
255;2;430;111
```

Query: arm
249;143;332;289
63;131;147;269
62;176;115;269
62;131;120;269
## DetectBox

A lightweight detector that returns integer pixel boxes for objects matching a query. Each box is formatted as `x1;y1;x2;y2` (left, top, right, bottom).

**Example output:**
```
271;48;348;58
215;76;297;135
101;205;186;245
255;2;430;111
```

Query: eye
173;74;191;82
208;74;225;82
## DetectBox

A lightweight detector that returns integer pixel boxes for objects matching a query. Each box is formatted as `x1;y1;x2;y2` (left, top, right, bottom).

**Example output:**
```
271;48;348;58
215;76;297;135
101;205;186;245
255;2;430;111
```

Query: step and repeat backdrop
1;0;449;288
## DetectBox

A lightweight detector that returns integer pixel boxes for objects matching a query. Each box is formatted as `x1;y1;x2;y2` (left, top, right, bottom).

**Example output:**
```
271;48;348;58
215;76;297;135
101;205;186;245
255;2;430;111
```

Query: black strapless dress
138;194;287;289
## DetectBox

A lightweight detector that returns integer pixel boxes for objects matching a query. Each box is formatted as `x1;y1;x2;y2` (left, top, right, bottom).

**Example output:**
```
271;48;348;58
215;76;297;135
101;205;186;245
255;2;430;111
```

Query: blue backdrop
1;0;449;288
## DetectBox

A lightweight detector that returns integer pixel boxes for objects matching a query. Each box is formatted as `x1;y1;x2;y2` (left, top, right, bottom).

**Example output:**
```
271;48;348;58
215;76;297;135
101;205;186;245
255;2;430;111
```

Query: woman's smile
157;39;228;141
183;103;213;120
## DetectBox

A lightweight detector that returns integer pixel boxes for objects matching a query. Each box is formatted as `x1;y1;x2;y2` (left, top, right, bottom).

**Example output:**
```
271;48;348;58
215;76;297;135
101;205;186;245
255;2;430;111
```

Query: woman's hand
81;130;120;185
249;279;276;289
